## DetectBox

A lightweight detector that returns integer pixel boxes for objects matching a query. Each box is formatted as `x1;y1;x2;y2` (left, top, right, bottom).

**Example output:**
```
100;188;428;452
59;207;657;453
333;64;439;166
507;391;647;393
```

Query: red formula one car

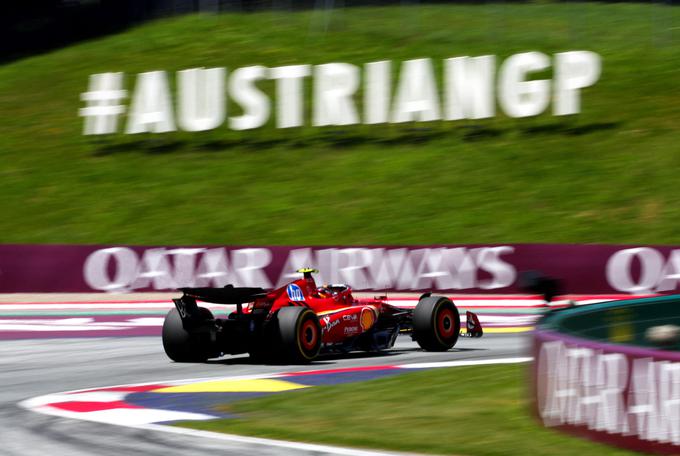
162;269;483;363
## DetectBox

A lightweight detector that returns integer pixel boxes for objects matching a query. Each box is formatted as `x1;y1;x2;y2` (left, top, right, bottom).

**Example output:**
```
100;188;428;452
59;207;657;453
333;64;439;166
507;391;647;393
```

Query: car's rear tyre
413;296;460;351
162;307;217;362
277;306;322;363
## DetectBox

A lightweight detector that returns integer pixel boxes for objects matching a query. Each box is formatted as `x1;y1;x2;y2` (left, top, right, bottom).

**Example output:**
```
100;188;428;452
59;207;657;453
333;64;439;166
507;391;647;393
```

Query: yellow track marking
153;378;309;393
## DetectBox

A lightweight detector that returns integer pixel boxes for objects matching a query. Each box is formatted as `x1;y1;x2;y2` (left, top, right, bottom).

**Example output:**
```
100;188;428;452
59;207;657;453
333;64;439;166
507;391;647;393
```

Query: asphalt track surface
0;331;529;456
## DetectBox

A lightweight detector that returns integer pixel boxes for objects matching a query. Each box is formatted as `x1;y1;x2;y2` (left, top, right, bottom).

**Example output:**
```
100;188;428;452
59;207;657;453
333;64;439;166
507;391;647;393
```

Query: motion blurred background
0;0;680;454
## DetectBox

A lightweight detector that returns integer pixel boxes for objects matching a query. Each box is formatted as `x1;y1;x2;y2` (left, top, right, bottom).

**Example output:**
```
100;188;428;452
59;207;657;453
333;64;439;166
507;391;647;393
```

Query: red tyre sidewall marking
437;306;456;341
299;318;318;352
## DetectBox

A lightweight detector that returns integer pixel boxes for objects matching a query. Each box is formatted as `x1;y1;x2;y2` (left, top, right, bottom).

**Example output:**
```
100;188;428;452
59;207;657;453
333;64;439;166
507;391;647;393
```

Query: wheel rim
299;319;318;351
437;307;456;340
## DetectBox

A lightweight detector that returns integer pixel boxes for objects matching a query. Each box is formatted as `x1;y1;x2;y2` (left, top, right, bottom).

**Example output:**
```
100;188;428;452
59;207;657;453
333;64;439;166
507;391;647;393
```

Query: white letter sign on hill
554;51;602;115
364;60;391;124
444;56;495;120
313;63;360;126
498;51;551;118
229;65;270;131
125;71;176;133
270;64;311;128
79;72;127;135
177;67;226;132
392;58;441;123
81;51;602;135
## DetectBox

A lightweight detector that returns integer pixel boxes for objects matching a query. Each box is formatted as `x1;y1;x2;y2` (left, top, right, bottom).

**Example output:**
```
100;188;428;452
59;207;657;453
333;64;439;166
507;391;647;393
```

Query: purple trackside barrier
532;328;680;454
1;243;680;294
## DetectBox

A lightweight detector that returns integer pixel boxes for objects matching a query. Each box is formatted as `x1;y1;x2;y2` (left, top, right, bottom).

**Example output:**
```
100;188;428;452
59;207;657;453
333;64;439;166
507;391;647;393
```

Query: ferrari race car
162;269;483;363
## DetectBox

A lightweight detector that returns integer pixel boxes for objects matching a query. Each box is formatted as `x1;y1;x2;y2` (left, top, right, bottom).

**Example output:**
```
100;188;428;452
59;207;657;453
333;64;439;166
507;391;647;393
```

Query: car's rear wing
173;285;268;325
179;285;268;304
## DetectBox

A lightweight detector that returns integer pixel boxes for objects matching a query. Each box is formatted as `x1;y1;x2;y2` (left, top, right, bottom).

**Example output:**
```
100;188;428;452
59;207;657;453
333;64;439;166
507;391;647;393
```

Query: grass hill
1;3;678;244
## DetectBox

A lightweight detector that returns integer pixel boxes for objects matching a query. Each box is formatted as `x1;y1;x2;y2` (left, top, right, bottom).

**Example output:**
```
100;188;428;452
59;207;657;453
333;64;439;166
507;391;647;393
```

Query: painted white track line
399;356;533;369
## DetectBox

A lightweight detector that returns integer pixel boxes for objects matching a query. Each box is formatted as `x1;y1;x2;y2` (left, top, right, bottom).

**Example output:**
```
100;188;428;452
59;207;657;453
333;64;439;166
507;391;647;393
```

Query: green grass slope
1;4;678;244
178;364;637;455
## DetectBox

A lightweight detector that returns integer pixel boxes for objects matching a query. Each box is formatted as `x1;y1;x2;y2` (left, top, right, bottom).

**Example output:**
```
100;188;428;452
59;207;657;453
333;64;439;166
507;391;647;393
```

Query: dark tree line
2;0;675;63
0;0;202;62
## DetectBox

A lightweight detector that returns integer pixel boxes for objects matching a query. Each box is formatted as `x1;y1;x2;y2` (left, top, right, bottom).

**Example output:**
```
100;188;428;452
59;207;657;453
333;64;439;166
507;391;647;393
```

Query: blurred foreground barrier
2;243;680;294
532;295;680;454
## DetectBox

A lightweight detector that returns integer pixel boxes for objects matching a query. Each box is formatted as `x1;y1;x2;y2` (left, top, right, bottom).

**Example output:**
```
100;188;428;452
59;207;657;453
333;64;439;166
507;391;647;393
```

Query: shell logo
360;306;377;331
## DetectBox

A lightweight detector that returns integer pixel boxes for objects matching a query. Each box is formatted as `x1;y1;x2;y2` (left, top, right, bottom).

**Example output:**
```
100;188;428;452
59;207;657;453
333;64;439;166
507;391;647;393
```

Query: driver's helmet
316;285;332;298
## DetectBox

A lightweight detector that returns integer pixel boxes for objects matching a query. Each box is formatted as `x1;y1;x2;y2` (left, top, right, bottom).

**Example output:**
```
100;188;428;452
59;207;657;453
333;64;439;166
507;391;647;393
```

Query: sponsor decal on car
286;283;305;302
344;326;360;335
360;306;377;331
321;315;340;333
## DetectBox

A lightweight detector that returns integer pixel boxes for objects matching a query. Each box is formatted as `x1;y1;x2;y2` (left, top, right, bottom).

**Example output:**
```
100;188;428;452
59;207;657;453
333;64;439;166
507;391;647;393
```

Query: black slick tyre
277;306;322;363
162;307;216;362
248;321;277;362
413;296;460;351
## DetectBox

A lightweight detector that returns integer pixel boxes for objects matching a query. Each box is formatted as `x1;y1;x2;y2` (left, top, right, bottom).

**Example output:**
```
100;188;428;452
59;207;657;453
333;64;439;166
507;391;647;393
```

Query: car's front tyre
413;296;460;351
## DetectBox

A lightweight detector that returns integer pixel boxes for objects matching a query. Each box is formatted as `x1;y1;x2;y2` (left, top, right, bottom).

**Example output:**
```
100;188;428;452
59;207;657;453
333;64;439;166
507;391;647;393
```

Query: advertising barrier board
2;244;680;294
533;329;680;454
